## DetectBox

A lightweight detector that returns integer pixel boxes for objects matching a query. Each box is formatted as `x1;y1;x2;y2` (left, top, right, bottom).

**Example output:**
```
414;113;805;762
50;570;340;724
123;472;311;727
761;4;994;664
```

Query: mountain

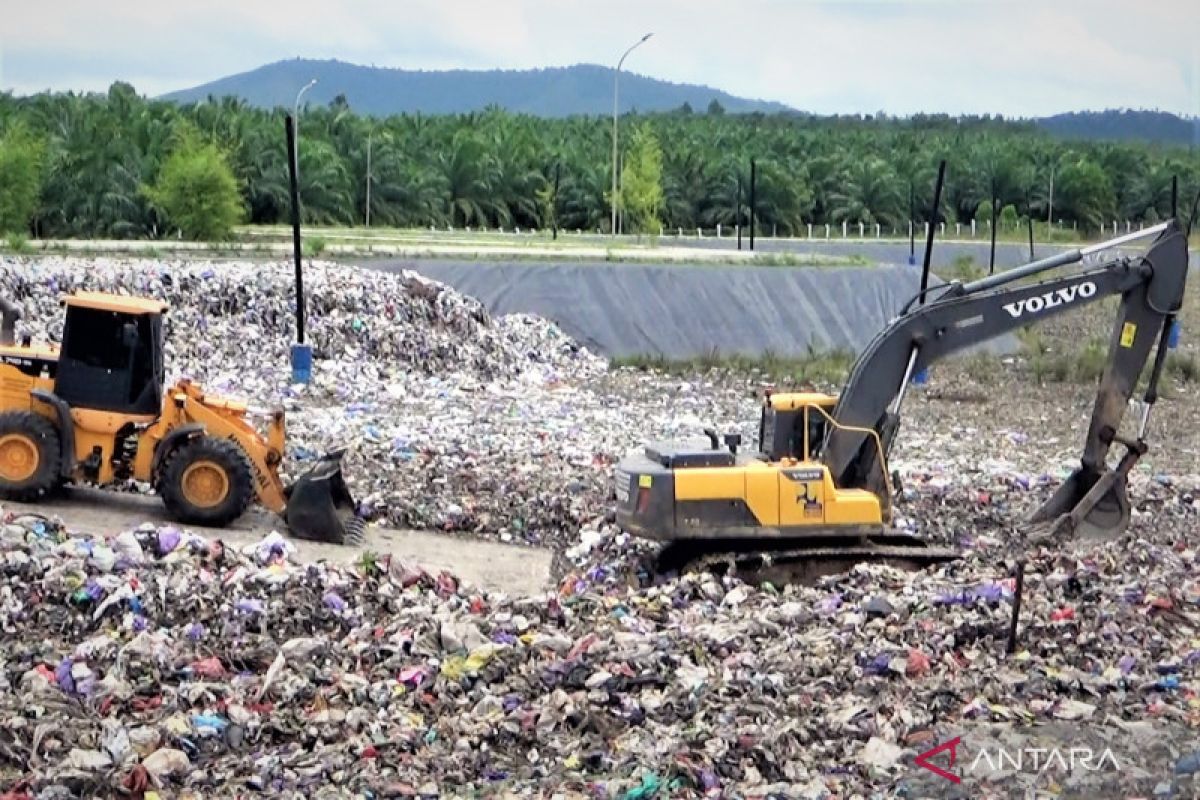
158;58;793;117
1035;109;1200;146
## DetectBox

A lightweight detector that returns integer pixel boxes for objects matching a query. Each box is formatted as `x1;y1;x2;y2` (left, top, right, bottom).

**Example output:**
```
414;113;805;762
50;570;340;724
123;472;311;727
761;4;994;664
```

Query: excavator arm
823;218;1189;541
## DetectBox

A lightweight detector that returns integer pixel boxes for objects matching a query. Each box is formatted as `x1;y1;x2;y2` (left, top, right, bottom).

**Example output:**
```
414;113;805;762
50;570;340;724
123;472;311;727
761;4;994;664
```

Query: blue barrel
291;343;313;384
1168;320;1181;350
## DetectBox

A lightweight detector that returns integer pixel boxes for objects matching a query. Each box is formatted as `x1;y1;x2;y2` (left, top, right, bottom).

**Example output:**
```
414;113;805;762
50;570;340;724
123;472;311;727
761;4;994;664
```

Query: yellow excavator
615;219;1190;582
0;290;362;544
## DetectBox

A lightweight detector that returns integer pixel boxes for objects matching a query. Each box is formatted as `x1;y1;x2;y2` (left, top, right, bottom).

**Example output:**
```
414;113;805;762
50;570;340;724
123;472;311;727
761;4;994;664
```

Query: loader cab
55;292;167;415
758;391;837;462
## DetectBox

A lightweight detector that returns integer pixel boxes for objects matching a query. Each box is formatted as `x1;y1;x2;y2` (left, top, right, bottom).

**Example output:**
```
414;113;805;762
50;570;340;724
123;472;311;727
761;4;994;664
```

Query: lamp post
294;79;317;187
289;78;316;385
611;32;652;237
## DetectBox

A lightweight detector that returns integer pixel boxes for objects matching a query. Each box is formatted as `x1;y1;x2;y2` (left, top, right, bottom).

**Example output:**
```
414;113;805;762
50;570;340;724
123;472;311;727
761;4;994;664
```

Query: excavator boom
824;219;1188;542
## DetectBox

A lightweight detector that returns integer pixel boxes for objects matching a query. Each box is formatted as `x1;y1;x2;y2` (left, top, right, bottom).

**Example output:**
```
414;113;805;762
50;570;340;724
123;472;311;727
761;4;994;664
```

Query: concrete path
2;487;551;597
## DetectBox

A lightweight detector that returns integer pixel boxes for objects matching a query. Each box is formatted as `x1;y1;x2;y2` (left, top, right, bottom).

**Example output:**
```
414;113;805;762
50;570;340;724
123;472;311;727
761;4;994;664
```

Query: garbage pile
2;489;1199;798
1;255;1199;797
0;257;616;542
0;256;602;388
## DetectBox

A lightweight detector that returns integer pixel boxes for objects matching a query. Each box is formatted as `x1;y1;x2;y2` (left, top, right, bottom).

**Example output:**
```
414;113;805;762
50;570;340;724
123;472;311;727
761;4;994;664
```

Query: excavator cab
758;390;836;462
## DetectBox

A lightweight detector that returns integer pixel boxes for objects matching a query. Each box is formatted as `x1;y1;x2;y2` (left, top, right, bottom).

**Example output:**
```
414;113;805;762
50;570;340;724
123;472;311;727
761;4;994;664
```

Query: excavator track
653;531;960;586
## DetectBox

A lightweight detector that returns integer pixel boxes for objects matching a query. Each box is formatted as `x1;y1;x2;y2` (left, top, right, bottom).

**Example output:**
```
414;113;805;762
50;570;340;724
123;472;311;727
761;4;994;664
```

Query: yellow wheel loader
615;219;1190;583
0;290;363;545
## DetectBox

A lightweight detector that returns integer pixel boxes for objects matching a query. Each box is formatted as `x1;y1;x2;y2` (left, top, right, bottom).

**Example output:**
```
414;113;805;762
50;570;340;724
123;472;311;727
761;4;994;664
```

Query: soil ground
1;486;552;596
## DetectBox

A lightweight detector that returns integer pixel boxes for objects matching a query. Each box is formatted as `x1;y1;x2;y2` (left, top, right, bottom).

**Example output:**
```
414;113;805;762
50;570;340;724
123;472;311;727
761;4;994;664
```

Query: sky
1;0;1197;118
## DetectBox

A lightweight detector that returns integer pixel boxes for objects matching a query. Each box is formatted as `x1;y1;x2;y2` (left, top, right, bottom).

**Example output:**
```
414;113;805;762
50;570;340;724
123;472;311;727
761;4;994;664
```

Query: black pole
552;162;561;241
1171;174;1178;220
989;177;998;276
1188;186;1200;238
1026;190;1035;261
919;159;946;306
1006;560;1026;655
736;174;742;250
285;114;304;345
749;157;757;250
908;182;915;263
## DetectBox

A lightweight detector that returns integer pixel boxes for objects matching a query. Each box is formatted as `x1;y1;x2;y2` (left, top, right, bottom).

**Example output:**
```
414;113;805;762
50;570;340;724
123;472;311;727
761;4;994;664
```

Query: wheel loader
615;219;1190;583
0;290;362;545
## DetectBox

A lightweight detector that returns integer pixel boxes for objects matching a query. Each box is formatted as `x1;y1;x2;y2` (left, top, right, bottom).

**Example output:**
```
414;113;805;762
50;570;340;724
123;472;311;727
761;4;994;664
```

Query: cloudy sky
1;0;1197;118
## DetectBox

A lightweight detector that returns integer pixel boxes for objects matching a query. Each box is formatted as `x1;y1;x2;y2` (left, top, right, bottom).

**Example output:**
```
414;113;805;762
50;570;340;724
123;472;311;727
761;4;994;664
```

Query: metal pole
293;79;317;195
611;33;653;237
1006;560;1026;655
285;115;304;346
1047;164;1055;229
749;157;757;250
919;159;946;306
989;177;998;276
736;174;742;250
365;130;372;227
1172;174;1178;219
552;162;561;241
1026;189;1035;261
909;182;915;264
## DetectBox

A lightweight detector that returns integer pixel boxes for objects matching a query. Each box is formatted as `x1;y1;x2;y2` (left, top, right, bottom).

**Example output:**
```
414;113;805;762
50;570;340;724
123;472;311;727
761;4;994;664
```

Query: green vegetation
0;82;1197;242
943;254;986;282
142;129;244;240
617;125;666;234
0;122;45;235
1167;352;1199;384
611;347;854;387
302;236;328;257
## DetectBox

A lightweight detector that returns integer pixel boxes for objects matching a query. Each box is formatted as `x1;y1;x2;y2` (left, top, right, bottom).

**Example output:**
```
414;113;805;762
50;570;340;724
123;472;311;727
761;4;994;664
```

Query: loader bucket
282;449;366;546
1027;461;1132;543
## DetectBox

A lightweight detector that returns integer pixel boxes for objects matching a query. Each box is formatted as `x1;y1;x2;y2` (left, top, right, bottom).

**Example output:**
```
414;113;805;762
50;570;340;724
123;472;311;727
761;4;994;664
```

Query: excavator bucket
1026;449;1139;543
281;449;366;546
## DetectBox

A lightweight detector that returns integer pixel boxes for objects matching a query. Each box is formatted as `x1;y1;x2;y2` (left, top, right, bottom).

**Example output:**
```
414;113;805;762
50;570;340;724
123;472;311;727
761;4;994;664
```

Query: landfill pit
0;255;1199;798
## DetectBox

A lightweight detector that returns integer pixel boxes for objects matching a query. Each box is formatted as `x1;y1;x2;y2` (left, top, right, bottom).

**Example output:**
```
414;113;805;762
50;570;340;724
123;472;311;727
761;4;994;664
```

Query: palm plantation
0;82;1197;241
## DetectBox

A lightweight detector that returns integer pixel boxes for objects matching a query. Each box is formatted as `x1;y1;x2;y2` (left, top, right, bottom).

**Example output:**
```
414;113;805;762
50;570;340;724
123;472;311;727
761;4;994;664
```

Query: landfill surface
1;255;1199;799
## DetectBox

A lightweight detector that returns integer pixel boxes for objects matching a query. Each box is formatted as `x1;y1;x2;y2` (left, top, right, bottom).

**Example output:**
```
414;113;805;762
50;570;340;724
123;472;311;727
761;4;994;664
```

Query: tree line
0;81;1197;241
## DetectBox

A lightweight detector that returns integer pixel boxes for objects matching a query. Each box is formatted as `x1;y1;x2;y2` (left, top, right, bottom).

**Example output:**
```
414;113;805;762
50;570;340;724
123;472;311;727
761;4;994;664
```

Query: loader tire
159;436;254;527
0;411;61;502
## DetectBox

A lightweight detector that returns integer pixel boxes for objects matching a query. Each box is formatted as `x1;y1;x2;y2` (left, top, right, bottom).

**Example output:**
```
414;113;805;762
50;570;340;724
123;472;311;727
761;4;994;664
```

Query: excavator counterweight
615;218;1190;582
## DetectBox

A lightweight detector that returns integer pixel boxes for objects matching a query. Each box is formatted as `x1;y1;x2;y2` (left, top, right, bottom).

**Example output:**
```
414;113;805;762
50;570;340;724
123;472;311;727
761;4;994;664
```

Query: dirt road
2;487;552;597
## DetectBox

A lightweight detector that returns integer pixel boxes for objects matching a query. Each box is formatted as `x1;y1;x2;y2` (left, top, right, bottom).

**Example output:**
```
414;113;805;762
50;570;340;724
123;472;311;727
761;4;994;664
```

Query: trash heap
0;257;619;544
2;497;1199;799
0;257;599;387
0;255;1199;797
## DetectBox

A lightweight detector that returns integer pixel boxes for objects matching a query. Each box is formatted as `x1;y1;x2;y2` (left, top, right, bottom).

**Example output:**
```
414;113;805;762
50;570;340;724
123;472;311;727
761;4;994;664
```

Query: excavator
0;290;363;545
614;218;1190;583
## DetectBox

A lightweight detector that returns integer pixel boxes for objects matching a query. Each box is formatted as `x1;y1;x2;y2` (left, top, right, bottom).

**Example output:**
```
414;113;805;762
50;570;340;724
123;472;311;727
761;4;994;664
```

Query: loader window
61;309;129;370
56;308;163;415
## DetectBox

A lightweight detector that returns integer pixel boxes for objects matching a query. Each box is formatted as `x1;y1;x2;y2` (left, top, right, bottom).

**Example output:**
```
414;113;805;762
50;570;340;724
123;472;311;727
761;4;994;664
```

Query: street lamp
293;79;317;185
611;32;652;237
